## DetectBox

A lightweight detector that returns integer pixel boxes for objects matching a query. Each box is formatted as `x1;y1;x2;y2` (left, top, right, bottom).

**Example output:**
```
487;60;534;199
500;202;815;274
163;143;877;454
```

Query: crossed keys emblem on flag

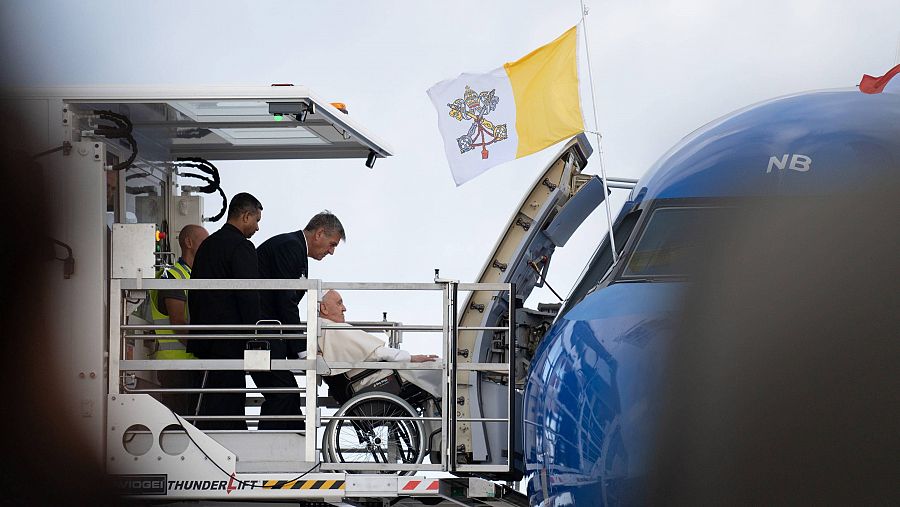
447;86;509;159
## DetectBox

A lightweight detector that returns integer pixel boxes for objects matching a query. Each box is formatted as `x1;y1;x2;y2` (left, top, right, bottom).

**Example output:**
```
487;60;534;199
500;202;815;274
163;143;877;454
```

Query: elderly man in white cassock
317;290;442;398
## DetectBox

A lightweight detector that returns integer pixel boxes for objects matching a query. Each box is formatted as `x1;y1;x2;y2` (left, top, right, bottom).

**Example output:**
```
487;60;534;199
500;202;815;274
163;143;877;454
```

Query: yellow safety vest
150;261;196;360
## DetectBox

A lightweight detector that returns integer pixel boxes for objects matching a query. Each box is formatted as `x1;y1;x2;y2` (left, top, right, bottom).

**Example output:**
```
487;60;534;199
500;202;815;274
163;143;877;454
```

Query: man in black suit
188;192;263;430
251;211;346;429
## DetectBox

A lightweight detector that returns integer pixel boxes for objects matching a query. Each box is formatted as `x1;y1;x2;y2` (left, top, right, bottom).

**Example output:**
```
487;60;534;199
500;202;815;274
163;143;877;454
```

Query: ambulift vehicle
13;86;624;505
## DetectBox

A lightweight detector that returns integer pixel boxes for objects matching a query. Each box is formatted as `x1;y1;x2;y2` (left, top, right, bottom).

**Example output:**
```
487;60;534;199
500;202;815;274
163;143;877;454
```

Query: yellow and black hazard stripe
262;479;345;490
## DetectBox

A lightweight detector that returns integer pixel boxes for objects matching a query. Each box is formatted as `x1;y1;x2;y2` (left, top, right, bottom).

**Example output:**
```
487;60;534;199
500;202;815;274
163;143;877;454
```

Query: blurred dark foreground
648;183;900;505
0;118;131;505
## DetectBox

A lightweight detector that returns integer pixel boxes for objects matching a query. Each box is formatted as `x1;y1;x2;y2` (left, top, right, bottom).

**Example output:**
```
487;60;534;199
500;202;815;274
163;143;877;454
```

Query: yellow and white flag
428;25;584;186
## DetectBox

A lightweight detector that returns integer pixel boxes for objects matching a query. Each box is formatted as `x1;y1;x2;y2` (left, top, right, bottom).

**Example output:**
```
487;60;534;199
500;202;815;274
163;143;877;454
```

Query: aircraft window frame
559;207;643;315
616;205;728;281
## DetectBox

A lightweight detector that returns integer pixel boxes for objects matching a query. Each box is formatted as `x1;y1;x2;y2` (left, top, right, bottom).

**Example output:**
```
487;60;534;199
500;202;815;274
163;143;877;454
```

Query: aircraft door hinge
515;214;533;231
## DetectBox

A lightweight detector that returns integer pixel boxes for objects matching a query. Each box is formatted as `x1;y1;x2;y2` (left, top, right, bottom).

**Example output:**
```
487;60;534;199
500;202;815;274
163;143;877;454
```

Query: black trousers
193;338;305;430
249;370;304;430
245;337;305;430
195;370;248;430
156;370;201;416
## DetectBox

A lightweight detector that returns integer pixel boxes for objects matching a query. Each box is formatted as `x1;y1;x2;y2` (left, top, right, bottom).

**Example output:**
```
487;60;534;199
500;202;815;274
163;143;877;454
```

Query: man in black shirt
252;211;346;429
188;193;263;430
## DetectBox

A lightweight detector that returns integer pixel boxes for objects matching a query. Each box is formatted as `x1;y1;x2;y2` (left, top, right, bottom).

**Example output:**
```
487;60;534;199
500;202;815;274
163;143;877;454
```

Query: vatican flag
428;25;584;186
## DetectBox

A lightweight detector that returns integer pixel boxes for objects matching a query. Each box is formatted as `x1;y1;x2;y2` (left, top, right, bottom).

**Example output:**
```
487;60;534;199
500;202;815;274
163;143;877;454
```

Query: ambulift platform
13;86;610;504
110;278;526;506
110;396;525;505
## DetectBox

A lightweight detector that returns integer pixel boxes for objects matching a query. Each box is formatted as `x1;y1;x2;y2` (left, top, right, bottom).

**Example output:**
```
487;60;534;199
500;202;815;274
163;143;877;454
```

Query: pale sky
4;0;899;354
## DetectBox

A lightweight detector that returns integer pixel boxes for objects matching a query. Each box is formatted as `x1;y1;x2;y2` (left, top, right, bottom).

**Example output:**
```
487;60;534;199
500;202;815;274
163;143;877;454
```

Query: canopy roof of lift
14;85;393;163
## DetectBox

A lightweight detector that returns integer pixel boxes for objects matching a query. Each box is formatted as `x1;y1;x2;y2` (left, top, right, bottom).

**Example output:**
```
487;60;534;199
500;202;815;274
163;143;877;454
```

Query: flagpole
579;0;619;263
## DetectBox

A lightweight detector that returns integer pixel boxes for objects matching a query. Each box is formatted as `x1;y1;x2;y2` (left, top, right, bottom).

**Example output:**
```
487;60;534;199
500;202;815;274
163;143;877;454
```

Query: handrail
122;323;504;334
119;278;511;291
119;279;446;290
110;278;517;474
123;323;446;332
125;333;307;339
120;359;495;371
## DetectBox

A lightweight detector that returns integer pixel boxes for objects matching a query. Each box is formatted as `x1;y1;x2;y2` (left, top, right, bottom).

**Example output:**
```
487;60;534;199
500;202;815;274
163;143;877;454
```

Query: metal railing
110;278;515;474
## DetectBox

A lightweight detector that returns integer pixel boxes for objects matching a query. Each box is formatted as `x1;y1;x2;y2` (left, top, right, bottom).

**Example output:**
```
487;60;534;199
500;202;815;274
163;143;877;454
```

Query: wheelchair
321;367;442;474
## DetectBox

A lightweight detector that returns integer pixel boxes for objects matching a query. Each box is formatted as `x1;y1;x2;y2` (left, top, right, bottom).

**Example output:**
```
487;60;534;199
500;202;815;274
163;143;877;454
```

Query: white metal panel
111;223;156;279
107;394;236;477
43;141;108;463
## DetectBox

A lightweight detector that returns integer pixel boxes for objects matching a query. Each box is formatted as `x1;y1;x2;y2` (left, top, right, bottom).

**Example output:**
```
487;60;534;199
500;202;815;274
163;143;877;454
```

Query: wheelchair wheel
323;391;425;474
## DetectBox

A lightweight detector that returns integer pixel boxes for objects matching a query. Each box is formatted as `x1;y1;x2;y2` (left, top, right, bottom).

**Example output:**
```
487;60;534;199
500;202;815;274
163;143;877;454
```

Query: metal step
206;432;313;473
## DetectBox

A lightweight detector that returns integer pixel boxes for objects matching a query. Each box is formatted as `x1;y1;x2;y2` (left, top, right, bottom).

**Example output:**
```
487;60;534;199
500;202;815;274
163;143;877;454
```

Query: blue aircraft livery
523;87;900;506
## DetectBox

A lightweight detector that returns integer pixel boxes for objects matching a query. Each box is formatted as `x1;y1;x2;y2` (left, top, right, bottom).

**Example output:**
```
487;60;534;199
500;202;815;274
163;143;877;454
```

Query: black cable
110;132;138;171
94;111;131;138
179;172;227;222
95;109;132;126
165;407;321;489
177;161;220;187
528;258;563;302
178;156;217;172
175;158;227;222
179;171;217;194
92;110;138;171
50;238;75;279
177;157;221;185
208;186;228;223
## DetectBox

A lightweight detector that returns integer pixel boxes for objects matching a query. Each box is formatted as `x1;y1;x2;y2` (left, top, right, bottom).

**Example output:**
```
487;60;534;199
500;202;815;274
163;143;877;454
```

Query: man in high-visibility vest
151;224;209;415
